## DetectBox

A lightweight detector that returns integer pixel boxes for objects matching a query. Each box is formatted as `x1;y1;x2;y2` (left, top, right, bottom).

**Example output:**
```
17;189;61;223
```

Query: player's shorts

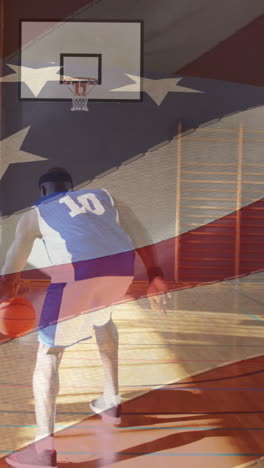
38;275;133;348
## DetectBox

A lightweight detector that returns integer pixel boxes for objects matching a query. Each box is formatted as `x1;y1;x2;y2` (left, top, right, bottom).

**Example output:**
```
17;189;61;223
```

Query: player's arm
114;199;162;275
114;199;171;313
1;208;41;298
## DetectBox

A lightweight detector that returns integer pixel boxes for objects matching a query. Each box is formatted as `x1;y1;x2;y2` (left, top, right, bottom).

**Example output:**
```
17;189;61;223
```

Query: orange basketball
0;296;36;338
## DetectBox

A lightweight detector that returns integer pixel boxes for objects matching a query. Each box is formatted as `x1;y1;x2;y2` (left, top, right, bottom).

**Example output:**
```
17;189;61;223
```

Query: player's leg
32;282;65;450
91;318;121;423
89;275;133;424
5;344;63;468
95;317;119;397
33;343;64;451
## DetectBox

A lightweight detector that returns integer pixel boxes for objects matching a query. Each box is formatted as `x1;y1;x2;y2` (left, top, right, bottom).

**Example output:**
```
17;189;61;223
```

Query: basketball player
1;168;169;468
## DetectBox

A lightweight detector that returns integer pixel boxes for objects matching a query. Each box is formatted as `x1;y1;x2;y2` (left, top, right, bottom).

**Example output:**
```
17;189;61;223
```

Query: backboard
19;20;143;101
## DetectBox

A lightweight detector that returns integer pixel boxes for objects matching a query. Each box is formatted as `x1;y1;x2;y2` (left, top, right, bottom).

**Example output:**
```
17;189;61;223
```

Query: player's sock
103;390;120;406
90;393;121;424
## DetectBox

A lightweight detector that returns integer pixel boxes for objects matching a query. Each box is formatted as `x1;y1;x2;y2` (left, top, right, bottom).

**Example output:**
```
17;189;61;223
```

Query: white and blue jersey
35;188;135;347
35;188;135;280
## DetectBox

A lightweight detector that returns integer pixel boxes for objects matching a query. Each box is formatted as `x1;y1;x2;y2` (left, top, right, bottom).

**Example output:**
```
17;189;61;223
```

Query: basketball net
64;77;98;111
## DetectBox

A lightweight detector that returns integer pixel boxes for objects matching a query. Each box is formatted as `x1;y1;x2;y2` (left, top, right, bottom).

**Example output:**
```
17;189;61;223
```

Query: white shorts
38;275;133;348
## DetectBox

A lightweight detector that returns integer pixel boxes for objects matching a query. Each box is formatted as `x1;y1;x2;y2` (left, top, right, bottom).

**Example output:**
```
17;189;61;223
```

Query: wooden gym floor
0;278;264;467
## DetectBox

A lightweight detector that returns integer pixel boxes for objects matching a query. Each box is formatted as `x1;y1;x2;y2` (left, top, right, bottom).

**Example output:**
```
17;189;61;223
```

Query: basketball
0;296;36;338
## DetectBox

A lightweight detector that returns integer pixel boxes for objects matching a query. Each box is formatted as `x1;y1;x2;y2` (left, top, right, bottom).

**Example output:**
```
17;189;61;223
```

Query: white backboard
20;20;143;101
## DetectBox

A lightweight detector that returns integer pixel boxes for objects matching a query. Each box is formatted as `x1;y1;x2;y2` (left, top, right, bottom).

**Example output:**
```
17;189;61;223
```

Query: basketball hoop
64;77;98;111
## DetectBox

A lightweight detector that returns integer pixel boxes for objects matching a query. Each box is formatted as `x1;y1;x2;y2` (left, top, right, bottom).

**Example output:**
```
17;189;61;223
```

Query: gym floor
0;279;264;467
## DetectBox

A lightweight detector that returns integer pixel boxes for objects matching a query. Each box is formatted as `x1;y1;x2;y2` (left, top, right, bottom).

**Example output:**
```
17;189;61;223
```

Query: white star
0;127;47;179
0;64;60;97
111;74;202;105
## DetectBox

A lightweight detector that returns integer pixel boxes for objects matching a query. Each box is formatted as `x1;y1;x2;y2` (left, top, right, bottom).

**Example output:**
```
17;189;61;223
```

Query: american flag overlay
1;1;264;467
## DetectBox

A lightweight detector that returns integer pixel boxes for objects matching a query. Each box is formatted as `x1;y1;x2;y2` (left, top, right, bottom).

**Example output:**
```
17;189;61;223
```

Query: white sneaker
6;444;57;468
90;394;121;424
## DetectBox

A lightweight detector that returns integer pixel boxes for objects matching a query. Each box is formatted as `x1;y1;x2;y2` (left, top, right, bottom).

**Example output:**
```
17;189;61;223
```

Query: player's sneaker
6;445;57;468
90;394;121;424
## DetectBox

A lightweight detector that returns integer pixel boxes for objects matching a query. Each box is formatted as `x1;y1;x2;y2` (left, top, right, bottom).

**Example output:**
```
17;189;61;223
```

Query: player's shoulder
19;205;38;223
75;187;106;194
75;187;113;200
35;192;63;206
17;206;41;237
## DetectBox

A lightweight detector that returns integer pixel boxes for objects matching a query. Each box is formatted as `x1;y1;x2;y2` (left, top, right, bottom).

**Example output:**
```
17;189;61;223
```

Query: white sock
103;391;120;405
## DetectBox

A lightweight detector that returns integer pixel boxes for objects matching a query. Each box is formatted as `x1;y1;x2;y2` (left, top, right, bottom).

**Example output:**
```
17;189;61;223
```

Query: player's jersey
35;188;135;281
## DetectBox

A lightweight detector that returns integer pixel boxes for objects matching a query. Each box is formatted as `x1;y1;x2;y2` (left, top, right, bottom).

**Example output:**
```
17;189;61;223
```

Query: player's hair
38;167;73;188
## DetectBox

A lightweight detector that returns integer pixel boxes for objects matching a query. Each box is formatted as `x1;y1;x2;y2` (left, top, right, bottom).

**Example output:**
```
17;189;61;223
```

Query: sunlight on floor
0;281;263;453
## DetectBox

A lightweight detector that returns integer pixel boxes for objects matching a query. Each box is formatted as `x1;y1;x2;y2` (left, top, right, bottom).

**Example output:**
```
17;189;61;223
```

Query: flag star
0;127;47;179
111;74;202;105
0;64;60;97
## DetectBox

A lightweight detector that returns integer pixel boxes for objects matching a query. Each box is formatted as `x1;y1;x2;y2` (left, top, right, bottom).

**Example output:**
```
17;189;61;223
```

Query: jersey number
59;194;105;217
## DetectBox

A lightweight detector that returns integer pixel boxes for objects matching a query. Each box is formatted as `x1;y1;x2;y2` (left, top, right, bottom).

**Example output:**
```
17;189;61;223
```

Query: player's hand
146;276;171;315
0;274;21;301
